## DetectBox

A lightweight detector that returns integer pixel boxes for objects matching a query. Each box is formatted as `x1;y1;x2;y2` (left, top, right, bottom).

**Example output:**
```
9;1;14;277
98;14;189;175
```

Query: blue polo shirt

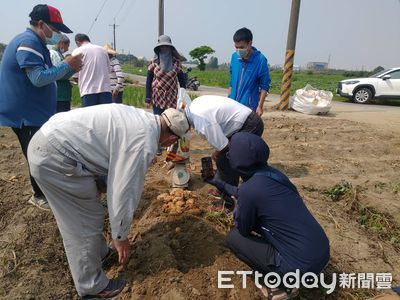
0;28;56;128
229;47;271;111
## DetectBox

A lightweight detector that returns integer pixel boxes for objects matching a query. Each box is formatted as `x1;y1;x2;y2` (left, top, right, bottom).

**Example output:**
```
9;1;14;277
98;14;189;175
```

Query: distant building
306;62;328;71
270;64;301;71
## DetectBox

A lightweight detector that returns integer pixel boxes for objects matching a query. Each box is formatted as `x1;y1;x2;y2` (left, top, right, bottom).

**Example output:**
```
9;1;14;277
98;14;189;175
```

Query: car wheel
353;87;372;104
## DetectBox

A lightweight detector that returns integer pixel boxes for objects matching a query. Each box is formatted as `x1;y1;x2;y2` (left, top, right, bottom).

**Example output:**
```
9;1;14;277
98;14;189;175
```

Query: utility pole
109;18;119;51
158;0;164;36
278;0;301;110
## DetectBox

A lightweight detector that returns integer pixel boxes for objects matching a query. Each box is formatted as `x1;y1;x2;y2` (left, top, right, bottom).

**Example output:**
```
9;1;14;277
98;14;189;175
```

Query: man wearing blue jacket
207;132;330;299
228;28;271;116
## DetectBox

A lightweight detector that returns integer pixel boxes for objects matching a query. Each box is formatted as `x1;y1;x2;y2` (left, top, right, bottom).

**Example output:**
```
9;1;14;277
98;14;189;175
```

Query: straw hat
103;44;117;56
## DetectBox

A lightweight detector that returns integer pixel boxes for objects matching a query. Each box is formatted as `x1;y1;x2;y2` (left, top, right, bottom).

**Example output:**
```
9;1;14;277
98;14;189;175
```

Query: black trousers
56;101;71;113
12;125;44;197
215;111;264;186
225;228;281;276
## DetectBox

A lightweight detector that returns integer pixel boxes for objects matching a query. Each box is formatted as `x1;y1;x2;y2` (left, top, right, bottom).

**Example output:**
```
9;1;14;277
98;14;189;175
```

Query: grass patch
328;183;400;251
121;65;147;76
374;182;387;194
204;210;233;231
325;180;352;201
358;206;400;249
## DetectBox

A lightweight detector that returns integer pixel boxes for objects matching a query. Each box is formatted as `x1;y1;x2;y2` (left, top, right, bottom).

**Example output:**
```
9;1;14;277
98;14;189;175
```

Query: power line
114;0;128;20
87;0;109;34
119;0;137;25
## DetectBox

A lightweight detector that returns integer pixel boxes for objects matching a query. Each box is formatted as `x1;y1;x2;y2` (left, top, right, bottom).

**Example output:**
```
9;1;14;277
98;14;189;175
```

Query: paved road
125;72;400;133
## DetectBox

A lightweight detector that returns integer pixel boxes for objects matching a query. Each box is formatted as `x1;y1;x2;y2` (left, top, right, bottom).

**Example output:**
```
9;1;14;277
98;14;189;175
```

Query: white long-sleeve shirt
40;104;159;240
185;95;252;151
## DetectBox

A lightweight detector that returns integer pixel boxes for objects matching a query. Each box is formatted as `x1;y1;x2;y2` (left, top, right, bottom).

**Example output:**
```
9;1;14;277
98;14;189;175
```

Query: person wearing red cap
0;4;82;210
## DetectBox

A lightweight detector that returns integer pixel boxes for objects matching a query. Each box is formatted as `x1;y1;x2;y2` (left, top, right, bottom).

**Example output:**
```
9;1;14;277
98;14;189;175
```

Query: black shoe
82;279;127;299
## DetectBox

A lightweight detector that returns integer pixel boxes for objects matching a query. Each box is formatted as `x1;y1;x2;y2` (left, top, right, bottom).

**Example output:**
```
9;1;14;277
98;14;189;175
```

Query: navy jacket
228;133;330;274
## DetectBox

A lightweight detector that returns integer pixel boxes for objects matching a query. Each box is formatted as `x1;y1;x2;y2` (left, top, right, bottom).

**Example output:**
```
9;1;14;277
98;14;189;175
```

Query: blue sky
1;0;399;70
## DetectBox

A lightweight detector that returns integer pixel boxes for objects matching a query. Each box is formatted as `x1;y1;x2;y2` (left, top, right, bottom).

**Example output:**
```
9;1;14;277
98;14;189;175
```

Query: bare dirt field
1;110;399;299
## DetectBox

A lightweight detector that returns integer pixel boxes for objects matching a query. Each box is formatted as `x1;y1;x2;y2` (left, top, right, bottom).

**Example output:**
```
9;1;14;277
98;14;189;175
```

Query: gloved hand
205;177;238;198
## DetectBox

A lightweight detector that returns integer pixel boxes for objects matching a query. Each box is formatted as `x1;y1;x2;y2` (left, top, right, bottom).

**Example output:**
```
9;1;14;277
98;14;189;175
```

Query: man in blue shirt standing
0;4;82;210
228;28;271;116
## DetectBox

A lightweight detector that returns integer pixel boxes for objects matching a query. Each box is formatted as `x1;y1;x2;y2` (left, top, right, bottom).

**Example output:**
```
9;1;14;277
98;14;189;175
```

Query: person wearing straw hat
104;44;125;103
145;35;186;116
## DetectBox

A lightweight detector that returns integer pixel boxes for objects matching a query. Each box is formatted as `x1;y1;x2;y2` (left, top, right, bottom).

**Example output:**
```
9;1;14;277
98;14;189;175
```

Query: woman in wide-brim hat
104;44;125;104
145;35;186;116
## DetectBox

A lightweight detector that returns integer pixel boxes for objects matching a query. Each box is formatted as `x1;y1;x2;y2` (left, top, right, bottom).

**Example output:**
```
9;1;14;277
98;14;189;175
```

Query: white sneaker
28;195;50;211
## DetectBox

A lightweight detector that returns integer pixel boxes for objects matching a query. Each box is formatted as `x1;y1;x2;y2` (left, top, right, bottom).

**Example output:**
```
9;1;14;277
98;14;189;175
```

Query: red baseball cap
29;4;72;33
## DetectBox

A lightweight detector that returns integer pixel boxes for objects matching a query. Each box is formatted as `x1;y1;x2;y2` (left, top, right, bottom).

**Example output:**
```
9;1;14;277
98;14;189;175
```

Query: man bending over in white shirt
27;104;189;299
184;95;264;189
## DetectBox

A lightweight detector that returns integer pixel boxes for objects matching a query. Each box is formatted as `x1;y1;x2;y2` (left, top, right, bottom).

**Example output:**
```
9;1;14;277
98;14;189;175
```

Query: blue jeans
82;92;112;107
56;101;71;112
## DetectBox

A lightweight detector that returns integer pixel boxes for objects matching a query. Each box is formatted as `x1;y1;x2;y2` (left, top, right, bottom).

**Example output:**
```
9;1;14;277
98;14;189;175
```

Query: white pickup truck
337;67;400;104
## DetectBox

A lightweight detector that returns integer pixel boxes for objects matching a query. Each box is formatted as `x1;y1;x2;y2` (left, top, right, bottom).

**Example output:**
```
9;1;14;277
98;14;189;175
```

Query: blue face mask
236;48;248;59
44;24;63;45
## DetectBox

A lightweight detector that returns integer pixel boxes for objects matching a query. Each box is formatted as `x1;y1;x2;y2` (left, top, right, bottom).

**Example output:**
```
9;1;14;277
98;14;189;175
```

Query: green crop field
121;65;353;101
71;84;146;108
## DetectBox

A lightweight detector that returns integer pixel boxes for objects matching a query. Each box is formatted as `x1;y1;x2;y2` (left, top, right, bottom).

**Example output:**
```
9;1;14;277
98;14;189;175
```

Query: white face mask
236;48;248;59
44;23;63;45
